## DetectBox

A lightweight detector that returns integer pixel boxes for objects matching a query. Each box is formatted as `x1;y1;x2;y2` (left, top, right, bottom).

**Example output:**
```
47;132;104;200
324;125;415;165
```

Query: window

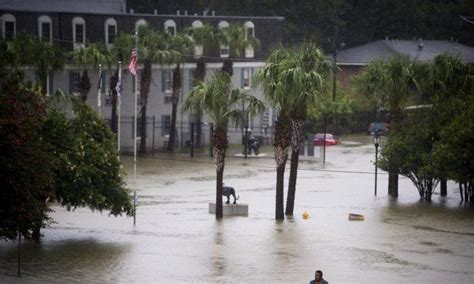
164;20;176;36
105;18;117;47
69;71;81;94
191;20;203;57
135;19;147;32
72;17;85;50
218;21;229;58
189;69;195;89
241;68;253;89
2;14;15;40
162;70;172;94
38;16;52;43
244;21;255;58
161;115;171;136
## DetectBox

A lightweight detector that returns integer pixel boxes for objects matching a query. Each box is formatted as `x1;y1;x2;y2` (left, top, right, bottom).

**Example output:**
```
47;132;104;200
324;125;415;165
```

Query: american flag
128;48;137;76
115;68;122;97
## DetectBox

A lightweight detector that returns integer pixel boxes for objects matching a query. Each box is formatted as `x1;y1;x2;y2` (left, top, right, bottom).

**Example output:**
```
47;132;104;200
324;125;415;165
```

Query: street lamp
373;131;381;196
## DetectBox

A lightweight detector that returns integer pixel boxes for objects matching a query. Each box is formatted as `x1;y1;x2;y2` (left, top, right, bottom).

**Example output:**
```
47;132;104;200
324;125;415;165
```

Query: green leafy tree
354;54;419;197
0;72;55;241
43;95;133;216
184;72;264;218
430;55;474;202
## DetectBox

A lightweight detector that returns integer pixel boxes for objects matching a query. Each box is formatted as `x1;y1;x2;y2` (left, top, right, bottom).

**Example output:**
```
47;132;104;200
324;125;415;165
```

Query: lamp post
374;131;380;196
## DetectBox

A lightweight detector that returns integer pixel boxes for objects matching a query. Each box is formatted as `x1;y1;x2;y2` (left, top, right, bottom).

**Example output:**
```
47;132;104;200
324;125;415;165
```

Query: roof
337;39;474;65
0;0;126;14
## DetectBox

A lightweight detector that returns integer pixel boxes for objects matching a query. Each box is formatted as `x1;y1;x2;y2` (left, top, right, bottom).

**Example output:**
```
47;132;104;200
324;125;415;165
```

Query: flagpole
98;64;102;116
134;31;138;199
117;61;122;152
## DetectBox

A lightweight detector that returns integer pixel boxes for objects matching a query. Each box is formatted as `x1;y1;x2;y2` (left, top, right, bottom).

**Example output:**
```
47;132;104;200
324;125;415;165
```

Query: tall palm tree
186;24;217;147
354;54;419;197
167;32;193;152
283;44;333;216
109;32;134;134
255;47;294;220
71;43;111;101
137;26;177;153
10;35;64;95
218;23;260;76
184;72;264;218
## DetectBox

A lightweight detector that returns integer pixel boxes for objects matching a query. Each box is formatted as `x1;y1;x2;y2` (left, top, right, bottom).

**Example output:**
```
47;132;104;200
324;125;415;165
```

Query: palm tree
186;24;217;147
354;54;419;197
283;44;333;216
109;32;134;134
71;43;111;101
184;72;264;218
218;23;260;76
167;32;193;152
137;26;177;153
10;34;64;95
255;47;294;220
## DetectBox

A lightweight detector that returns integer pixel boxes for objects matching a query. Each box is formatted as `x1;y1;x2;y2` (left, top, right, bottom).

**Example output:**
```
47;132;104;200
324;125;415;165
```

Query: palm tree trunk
274;112;290;220
214;126;228;219
168;65;181;152
139;103;147;153
139;61;152;153
286;118;304;216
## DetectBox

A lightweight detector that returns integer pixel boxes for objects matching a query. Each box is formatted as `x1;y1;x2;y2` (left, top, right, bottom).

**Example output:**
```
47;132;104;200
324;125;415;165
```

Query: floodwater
1;135;474;283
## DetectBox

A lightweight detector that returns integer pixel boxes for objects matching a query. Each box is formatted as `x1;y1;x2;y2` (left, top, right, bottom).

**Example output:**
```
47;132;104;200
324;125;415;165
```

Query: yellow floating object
303;211;310;219
348;213;364;221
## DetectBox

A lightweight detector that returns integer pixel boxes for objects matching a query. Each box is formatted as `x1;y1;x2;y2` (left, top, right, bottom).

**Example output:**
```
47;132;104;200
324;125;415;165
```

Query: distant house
0;0;284;150
336;39;474;89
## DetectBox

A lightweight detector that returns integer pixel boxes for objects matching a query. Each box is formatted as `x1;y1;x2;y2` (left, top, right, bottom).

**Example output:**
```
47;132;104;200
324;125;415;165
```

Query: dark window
107;24;116;44
167;26;175;35
75;24;84;44
5;21;14;41
69;71;80;94
246;27;254;39
189;70;195;89
161;115;171;136
41;22;50;41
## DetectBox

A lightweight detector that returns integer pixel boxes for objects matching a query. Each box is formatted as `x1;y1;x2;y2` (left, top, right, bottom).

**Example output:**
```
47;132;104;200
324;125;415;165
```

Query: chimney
177;10;180;15
385;36;388;41
154;10;158;15
129;9;134;14
184;10;188;16
212;10;216;16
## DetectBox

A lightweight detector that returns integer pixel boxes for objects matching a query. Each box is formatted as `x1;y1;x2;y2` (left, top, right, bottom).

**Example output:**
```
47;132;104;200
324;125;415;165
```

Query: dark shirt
309;279;328;284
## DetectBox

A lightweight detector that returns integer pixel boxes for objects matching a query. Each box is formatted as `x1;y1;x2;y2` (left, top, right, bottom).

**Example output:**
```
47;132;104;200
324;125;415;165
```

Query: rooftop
337;39;474;65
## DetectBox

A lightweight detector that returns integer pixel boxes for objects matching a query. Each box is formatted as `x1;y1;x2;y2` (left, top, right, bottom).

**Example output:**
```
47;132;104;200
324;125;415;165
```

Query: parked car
368;122;388;136
313;133;339;146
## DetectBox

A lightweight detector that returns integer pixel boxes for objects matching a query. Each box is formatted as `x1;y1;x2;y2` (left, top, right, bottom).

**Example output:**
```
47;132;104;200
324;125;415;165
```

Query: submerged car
313;133;339;146
368;122;388;135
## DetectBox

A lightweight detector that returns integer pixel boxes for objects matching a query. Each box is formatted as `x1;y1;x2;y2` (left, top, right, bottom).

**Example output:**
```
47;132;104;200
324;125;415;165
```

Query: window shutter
69;71;74;94
161;115;165;136
161;70;166;92
189;70;193;90
48;71;54;95
101;71;107;94
240;68;244;89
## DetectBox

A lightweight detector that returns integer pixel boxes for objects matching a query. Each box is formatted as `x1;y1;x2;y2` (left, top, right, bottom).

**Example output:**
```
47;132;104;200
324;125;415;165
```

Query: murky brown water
1;136;473;283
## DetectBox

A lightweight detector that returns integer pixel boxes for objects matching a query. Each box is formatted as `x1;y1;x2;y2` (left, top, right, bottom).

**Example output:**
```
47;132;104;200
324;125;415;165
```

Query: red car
313;133;339;146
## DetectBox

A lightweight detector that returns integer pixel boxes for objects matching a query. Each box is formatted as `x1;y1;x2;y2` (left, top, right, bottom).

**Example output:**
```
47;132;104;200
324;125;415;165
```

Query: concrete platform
209;203;248;216
234;153;268;158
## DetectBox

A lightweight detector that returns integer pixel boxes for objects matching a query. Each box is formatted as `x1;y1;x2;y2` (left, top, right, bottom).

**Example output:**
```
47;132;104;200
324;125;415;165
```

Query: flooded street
1;136;474;283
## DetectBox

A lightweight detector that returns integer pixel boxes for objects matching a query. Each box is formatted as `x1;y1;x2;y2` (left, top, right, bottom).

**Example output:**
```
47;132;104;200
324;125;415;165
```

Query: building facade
0;1;284;151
